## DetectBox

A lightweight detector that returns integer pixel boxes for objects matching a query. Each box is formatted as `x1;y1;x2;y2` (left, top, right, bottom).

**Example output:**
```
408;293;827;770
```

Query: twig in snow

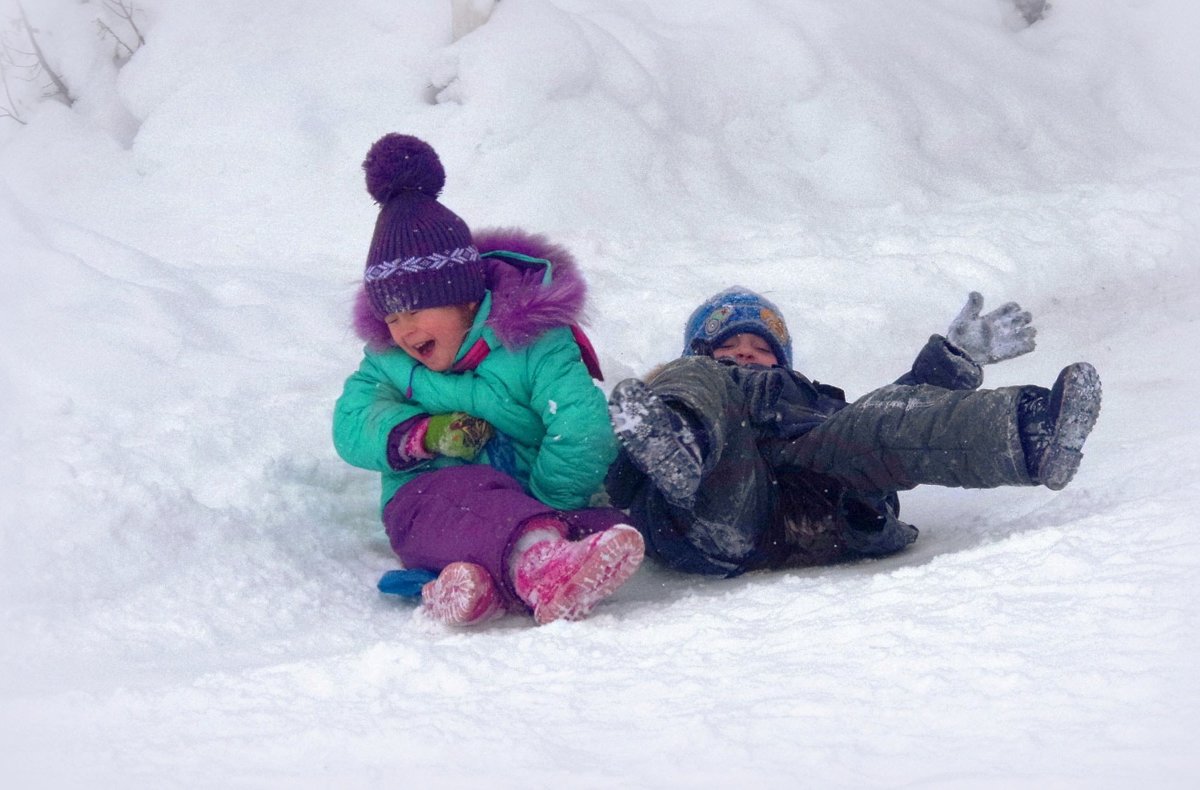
15;0;74;106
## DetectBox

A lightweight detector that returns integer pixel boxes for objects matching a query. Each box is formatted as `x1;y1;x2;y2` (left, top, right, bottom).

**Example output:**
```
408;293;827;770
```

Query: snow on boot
1033;362;1103;491
421;561;503;626
512;525;645;625
609;378;704;509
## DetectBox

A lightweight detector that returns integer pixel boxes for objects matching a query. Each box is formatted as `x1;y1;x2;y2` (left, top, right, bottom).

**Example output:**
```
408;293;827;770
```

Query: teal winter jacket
333;229;615;513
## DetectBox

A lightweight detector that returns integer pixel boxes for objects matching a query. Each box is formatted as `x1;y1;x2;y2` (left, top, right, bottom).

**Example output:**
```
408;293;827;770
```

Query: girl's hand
424;412;494;460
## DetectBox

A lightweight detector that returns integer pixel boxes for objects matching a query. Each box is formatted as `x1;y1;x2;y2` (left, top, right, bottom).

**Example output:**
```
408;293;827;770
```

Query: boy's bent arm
525;328;617;510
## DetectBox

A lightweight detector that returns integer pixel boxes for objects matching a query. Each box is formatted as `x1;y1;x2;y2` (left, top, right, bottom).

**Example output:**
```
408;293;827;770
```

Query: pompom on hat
360;134;486;318
682;286;793;367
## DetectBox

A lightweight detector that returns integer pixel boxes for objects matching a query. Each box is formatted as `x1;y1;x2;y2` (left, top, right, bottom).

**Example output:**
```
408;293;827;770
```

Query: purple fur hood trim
352;227;588;351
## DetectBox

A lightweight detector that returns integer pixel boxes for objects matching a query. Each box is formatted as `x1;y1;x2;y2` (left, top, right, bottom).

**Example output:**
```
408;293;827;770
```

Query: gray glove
946;291;1036;365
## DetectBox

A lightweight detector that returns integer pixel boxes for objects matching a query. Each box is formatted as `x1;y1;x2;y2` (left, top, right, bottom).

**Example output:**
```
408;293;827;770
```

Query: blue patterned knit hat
682;286;793;367
361;134;486;318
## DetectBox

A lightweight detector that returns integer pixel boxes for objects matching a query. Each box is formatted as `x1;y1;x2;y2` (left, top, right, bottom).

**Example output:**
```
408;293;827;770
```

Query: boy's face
386;303;477;372
712;332;778;367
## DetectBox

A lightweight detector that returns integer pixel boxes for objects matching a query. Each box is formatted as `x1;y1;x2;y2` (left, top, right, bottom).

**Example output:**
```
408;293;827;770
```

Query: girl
333;134;643;626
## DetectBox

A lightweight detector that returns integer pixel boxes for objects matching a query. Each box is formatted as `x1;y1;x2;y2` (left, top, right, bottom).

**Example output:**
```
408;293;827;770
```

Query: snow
2;0;1199;786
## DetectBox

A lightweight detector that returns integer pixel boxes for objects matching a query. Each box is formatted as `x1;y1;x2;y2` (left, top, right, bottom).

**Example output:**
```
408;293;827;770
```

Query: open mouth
414;339;434;358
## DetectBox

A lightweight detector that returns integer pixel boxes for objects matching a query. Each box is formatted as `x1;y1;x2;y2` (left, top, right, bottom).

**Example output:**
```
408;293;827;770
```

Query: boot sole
1040;362;1102;491
534;525;645;625
609;380;702;509
421;562;502;626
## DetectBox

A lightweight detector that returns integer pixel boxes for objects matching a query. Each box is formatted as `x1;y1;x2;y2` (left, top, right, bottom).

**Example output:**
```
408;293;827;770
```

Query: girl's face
386;303;478;372
712;332;778;367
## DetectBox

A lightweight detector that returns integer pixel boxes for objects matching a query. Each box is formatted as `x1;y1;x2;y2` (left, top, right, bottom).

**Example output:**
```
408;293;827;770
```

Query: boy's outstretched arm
945;291;1037;365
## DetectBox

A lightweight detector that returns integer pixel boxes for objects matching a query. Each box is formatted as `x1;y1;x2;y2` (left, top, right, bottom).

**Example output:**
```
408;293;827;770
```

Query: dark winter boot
1021;362;1103;491
609;379;706;509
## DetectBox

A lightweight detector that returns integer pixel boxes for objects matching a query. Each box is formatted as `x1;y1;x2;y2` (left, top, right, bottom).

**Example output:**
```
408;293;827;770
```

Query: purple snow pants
383;464;627;605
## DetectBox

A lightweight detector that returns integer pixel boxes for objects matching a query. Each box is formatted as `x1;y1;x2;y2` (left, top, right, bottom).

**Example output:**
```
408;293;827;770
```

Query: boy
605;287;1100;576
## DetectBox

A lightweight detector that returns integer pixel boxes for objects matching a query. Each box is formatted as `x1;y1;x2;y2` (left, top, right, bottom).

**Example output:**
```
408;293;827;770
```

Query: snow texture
2;0;1199;787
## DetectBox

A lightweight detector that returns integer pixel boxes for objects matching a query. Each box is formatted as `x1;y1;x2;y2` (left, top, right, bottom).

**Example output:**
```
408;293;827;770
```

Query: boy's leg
609;378;705;508
1018;362;1103;490
608;356;779;575
774;363;1100;494
775;383;1030;494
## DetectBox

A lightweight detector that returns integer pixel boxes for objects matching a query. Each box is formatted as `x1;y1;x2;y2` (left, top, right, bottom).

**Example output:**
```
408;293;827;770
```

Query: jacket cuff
908;335;984;390
386;415;435;471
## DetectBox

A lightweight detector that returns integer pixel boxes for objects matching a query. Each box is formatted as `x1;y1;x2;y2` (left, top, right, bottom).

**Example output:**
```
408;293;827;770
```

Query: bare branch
95;0;145;64
95;18;135;58
15;0;74;106
3;41;36;60
0;56;26;124
103;0;144;47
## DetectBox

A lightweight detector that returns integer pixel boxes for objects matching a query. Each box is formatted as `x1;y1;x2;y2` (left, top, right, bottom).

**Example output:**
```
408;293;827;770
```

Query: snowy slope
2;0;1199;786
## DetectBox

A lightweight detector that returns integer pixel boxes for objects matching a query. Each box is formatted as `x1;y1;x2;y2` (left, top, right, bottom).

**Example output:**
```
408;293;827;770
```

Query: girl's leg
386;465;644;624
383;464;555;608
508;519;645;624
419;562;504;625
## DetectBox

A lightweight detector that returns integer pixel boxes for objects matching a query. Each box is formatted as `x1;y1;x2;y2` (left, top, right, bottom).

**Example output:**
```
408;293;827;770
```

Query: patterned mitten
423;412;494;460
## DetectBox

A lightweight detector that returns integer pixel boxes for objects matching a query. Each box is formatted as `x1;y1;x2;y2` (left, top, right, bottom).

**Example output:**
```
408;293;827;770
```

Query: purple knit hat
360;134;486;318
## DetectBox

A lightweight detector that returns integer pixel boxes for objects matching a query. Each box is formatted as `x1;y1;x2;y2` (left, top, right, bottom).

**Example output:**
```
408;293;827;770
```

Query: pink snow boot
510;524;645;625
421;562;504;626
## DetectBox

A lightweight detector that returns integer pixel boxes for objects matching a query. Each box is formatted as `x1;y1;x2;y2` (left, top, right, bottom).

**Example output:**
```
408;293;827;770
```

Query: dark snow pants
768;381;1033;495
608;356;1033;576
